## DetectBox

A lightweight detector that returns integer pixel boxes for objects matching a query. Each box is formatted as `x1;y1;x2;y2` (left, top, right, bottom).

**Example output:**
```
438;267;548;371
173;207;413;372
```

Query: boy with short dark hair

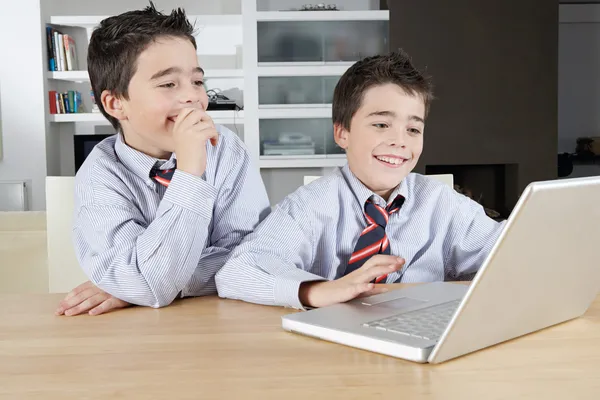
56;3;270;316
216;50;505;309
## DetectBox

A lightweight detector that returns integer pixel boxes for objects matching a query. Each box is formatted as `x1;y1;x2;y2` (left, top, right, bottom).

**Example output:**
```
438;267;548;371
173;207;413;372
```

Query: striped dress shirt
215;164;506;309
73;125;270;308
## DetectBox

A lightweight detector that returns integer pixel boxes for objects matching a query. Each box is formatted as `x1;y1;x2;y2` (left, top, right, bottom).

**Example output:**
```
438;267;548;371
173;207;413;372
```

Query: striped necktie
345;195;405;283
150;162;176;188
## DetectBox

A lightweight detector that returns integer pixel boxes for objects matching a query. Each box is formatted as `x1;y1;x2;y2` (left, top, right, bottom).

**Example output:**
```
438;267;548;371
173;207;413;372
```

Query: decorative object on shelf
558;153;574;178
262;132;316;156
299;4;339;11
575;137;600;159
206;89;239;111
90;90;100;113
558;136;600;175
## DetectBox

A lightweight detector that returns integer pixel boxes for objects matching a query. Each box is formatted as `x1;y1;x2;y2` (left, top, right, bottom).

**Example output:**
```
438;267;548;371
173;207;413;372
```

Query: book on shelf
49;90;83;114
46;26;79;71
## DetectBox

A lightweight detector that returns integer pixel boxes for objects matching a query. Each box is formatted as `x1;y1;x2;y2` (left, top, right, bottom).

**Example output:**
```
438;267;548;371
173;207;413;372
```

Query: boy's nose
181;86;202;105
386;130;407;147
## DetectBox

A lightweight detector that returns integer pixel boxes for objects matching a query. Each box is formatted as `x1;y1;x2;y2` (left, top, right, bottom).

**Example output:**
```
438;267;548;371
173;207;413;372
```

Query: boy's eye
373;123;389;129
159;82;175;88
194;80;204;86
409;128;422;135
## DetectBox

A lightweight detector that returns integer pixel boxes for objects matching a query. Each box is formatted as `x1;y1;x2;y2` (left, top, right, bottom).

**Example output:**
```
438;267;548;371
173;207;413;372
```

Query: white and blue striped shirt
73;125;270;308
215;164;506;309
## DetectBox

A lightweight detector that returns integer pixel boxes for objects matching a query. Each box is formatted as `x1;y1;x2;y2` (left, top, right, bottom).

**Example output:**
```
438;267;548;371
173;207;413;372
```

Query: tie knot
364;195;404;228
150;161;177;187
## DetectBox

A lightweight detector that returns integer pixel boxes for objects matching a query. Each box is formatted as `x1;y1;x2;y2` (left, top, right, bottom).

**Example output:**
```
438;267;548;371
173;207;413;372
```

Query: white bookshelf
243;1;389;168
44;11;245;177
43;1;389;174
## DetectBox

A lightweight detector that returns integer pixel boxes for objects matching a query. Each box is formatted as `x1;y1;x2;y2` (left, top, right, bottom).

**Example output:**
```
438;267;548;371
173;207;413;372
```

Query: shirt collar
341;164;409;208
114;132;176;182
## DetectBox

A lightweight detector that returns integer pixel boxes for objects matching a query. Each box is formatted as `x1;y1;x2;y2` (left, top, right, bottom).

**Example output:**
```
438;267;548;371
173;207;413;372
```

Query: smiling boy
215;50;505;309
55;3;270;316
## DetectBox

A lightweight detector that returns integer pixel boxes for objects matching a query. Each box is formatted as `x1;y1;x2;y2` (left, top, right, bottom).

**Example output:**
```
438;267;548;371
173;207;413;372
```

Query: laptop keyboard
362;299;461;341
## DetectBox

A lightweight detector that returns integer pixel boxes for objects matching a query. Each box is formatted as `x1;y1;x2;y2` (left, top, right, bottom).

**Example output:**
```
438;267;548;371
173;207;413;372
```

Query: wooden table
1;286;599;399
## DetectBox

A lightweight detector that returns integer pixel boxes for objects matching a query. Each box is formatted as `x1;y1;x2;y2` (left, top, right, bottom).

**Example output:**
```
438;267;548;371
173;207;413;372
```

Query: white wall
0;0;50;210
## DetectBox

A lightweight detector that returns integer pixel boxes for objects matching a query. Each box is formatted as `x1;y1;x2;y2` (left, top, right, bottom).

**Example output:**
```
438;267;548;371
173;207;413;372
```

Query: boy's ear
100;90;127;121
333;123;349;150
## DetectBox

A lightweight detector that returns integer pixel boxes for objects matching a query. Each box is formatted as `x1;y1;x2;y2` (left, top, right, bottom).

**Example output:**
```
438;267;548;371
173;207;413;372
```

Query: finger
63;281;93;302
89;297;127;316
358;286;390;298
59;287;101;312
198;110;214;126
345;282;375;301
174;108;199;131
191;123;219;146
362;255;405;270
360;264;402;283
64;293;108;316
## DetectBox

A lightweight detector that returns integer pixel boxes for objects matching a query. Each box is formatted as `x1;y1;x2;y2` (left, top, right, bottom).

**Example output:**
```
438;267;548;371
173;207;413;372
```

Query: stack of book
49;91;83;114
46;26;78;71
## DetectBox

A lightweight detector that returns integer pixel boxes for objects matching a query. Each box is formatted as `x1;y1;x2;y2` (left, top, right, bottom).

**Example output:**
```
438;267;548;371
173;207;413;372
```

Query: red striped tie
345;195;405;283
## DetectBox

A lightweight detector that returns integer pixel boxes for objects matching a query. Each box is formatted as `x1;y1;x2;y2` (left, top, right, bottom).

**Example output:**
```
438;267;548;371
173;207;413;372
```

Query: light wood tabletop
1;285;599;400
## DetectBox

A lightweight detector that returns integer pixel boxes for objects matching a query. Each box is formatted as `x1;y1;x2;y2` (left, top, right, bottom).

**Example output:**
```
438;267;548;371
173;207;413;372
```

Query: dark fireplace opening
425;164;519;221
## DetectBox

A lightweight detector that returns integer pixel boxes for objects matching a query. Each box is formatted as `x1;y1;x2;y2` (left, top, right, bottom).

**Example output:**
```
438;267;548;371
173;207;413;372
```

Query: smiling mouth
374;155;410;167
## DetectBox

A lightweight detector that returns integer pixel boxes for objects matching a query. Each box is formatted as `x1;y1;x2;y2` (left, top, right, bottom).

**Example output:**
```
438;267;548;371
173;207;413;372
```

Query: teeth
376;156;405;165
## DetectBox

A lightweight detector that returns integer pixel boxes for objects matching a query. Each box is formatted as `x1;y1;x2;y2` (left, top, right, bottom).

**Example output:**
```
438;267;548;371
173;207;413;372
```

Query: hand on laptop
55;281;130;316
299;255;405;308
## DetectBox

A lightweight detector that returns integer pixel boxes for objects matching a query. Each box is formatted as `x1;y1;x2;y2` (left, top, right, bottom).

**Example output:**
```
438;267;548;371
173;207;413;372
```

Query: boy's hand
298;255;405;308
173;108;219;177
55;281;130;316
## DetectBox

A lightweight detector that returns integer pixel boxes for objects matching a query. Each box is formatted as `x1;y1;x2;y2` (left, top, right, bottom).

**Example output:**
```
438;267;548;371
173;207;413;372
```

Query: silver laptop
282;176;600;364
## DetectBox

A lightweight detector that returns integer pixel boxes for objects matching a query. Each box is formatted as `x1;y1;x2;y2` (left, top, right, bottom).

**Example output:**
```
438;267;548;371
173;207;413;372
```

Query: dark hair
332;50;434;131
87;1;196;131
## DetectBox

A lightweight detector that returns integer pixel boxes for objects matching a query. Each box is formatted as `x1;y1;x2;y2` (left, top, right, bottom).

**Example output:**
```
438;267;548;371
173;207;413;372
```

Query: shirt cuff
162;169;217;220
273;268;326;310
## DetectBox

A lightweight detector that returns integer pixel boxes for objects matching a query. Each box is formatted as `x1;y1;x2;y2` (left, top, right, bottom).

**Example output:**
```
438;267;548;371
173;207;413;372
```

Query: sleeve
74;169;218;308
443;193;507;280
215;195;325;310
181;135;272;296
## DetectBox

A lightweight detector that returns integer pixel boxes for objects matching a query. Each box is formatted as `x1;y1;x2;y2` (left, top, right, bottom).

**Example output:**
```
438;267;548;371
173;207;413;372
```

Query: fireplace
426;164;519;221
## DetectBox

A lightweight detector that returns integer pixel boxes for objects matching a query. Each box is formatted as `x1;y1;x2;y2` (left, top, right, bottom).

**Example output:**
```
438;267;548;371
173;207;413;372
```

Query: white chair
45;177;88;293
304;174;454;188
426;173;454;188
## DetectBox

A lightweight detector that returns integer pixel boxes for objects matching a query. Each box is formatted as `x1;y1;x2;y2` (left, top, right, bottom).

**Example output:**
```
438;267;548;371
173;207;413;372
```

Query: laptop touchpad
362;296;427;310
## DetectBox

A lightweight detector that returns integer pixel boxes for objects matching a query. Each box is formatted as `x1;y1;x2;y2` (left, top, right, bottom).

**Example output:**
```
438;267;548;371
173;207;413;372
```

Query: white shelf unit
243;1;389;168
44;12;245;177
43;3;389;175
